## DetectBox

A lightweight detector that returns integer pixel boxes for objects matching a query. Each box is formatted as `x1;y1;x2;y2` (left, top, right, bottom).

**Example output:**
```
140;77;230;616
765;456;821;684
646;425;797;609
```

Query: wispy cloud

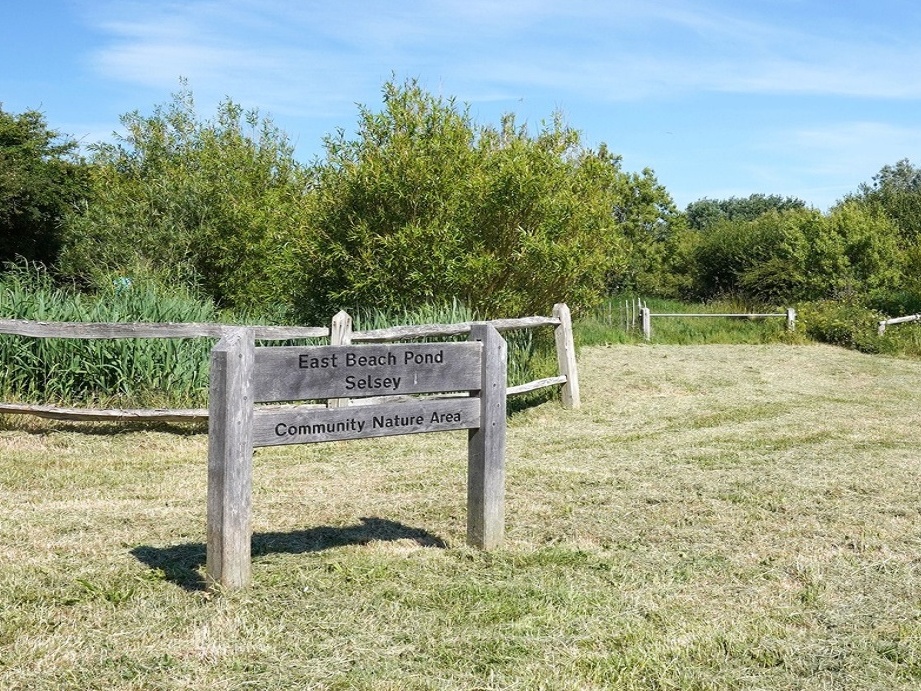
81;0;921;115
792;121;921;174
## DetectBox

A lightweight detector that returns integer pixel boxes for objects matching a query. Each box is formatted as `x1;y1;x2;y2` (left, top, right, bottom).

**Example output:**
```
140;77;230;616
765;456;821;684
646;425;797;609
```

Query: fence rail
641;307;796;340
878;314;921;335
0;319;330;340
0;304;579;422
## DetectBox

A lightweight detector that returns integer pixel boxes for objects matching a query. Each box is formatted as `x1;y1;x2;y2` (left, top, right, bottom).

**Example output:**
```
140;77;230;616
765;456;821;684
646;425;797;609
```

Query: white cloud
81;0;921;113
792;121;921;174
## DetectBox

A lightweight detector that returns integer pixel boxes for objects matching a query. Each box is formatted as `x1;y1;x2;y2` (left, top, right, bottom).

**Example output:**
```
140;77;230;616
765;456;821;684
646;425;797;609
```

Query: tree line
2;79;920;324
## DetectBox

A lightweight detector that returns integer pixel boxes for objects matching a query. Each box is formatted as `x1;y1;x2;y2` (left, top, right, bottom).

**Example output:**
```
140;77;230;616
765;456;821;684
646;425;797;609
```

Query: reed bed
0;268;559;408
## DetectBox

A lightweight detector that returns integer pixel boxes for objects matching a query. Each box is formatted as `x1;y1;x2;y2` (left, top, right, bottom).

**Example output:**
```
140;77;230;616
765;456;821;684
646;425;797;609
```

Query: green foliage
688;204;903;303
850;158;921;240
685;193;807;231
0;263;226;406
0;107;89;265
292;79;675;320
613;168;688;296
797;299;885;352
59;86;309;311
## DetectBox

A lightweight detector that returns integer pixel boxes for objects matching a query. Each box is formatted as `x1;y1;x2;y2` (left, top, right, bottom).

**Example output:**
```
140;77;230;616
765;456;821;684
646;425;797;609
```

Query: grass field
2;344;921;689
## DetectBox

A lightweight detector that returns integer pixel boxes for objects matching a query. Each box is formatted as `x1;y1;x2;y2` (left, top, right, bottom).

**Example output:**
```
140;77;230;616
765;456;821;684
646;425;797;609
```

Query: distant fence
878;314;921;335
640;307;796;341
0;303;579;422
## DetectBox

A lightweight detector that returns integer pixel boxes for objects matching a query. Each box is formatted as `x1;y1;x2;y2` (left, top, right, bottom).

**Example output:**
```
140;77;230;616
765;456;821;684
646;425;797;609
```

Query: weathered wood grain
351;316;559;342
553;303;580;409
206;328;255;590
0;318;329;340
878;313;921;334
506;375;568;397
253;398;480;447
0;402;208;422
467;323;507;550
328;310;354;409
252;342;483;402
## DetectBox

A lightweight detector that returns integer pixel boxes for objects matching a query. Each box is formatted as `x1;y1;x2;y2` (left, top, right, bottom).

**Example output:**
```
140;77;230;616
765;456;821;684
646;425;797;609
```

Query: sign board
206;324;507;589
253;398;481;446
253;342;482;402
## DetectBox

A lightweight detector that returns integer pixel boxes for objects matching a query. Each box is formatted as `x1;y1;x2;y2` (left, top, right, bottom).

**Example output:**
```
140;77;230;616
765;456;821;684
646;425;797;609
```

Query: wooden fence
641;307;796;341
0;303;579;422
878;313;921;335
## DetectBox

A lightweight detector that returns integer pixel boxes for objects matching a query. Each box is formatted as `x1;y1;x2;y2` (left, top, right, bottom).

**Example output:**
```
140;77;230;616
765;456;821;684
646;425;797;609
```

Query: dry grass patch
1;344;921;689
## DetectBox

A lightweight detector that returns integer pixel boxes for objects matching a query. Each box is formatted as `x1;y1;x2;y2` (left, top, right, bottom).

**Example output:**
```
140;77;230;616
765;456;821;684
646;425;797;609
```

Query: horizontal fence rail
641;307;796;341
0;319;330;340
0;304;579;422
878;313;921;335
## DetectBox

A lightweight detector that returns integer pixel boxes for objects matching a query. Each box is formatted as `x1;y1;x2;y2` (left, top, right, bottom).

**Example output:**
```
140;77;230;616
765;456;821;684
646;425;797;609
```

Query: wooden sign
253;398;481;446
206;324;507;589
252;342;482;402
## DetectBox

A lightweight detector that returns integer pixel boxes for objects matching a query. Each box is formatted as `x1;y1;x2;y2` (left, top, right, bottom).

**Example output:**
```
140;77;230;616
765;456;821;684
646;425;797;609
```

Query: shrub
59;86;308;312
0;107;89;266
689;204;904;304
290;79;677;321
797;300;885;353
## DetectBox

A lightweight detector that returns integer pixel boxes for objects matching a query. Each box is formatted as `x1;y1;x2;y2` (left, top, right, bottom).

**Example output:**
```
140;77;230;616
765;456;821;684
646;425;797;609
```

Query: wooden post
641;307;651;341
467;324;507;550
787;308;797;332
552;303;581;409
206;327;255;590
328;310;353;408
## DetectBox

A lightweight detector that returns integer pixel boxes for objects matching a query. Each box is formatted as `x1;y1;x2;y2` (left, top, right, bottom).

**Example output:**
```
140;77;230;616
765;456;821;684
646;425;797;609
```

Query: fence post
641;307;651;341
467;323;507;550
552;303;581;409
206;327;255;590
878;320;887;336
328;310;353;408
786;308;797;332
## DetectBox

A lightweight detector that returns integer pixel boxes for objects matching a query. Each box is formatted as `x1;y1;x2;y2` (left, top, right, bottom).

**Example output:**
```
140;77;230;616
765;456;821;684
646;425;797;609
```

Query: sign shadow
131;516;446;591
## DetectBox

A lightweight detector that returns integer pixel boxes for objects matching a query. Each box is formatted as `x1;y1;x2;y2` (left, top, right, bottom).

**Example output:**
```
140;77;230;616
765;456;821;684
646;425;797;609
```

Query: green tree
689;204;903;303
613;165;688;296
851;158;921;240
686;193;807;231
293;79;661;319
0;106;88;265
60;87;309;309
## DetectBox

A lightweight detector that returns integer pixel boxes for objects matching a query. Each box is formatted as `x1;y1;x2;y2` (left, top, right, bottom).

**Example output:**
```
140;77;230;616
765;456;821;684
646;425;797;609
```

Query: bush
0;107;89;266
689;204;904;304
59;87;309;312
797;300;885;353
291;79;677;321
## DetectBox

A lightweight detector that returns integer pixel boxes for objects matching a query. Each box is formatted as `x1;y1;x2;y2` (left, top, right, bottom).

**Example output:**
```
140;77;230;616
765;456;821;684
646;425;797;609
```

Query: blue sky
3;0;921;211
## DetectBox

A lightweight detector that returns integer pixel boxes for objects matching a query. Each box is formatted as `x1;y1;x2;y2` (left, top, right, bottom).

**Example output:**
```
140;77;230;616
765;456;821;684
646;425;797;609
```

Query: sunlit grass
2;344;921;688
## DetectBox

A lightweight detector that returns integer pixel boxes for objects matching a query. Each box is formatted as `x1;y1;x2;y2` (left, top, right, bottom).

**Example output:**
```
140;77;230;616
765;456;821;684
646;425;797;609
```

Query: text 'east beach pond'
207;326;508;588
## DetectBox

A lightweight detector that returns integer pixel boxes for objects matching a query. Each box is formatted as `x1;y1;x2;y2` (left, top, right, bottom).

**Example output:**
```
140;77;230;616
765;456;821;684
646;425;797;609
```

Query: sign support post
206;324;507;589
206;327;255;590
467;323;507;549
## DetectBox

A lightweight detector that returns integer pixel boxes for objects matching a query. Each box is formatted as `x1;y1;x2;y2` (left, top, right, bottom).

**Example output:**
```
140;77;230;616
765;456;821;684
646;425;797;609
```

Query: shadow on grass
131;516;446;591
0;416;208;437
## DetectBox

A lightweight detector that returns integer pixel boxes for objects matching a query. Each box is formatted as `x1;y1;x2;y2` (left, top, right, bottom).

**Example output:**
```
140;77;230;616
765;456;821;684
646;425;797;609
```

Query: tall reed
0;265;223;406
0;269;561;408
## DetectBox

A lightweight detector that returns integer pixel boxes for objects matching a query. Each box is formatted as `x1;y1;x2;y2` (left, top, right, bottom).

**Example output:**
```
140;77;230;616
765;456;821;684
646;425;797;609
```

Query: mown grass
2;344;921;689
